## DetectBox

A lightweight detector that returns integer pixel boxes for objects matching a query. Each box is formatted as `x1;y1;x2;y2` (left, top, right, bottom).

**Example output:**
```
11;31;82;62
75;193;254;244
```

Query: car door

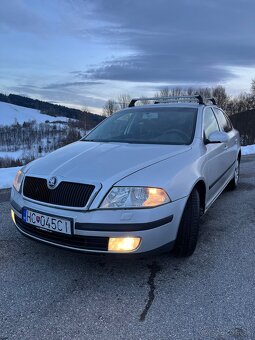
212;108;238;176
203;107;228;203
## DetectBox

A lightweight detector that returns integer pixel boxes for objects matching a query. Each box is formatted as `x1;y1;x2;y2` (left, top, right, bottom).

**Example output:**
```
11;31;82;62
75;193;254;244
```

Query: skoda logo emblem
48;176;58;189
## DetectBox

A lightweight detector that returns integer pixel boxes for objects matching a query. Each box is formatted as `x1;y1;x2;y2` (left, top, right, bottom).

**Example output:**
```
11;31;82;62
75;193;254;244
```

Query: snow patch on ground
0;166;21;189
0;150;24;160
241;144;255;156
0;101;69;125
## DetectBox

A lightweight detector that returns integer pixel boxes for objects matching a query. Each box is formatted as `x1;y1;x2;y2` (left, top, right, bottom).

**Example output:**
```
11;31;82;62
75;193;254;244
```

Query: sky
1;0;255;114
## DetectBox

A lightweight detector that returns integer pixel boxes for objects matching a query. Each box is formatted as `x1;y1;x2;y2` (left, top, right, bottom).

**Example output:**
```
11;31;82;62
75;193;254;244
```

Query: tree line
103;80;255;117
102;81;255;146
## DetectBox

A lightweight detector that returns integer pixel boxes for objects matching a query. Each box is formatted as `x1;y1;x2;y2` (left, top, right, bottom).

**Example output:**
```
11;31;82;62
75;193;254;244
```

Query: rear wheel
173;189;200;257
228;158;240;190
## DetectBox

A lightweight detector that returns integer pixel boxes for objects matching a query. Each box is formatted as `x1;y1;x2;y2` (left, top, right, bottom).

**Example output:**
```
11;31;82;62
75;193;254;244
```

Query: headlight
13;170;24;193
100;186;170;209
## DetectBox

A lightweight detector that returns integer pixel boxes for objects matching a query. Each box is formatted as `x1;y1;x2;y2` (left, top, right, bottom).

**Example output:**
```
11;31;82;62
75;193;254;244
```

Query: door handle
224;144;228;149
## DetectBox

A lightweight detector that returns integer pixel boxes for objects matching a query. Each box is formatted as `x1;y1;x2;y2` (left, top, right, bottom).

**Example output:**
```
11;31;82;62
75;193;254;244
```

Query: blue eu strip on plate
22;208;27;223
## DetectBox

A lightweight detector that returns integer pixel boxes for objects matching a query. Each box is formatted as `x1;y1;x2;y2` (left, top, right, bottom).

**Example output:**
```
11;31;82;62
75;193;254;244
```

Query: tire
227;158;240;191
173;189;200;257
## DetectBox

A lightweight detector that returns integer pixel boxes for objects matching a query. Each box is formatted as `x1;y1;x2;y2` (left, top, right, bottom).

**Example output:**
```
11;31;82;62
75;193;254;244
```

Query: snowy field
241;144;255;155
0;145;254;189
0;150;24;160
0;101;69;125
0;166;21;189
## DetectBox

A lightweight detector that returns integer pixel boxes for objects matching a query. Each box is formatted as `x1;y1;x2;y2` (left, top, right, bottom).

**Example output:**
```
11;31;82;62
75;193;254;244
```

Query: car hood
26;141;191;185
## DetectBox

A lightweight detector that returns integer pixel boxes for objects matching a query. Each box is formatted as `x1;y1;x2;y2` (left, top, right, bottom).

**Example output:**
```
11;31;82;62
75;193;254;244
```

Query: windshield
83;107;198;145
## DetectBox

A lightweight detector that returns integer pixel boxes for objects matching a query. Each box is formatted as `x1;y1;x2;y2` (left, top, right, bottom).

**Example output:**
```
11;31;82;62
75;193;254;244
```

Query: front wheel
173;189;200;257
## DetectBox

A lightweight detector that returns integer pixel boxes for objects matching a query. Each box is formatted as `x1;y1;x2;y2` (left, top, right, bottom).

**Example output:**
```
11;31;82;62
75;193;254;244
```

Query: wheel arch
192;179;206;215
238;150;241;162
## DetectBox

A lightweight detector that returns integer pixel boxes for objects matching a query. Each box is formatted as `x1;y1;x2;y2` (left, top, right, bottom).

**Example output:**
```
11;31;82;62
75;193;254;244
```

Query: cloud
85;55;235;83
43;81;104;89
8;84;105;111
1;0;255;109
73;0;255;84
0;0;48;34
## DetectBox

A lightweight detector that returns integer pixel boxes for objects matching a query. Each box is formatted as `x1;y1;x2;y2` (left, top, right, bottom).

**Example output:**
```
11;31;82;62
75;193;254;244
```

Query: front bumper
11;188;188;254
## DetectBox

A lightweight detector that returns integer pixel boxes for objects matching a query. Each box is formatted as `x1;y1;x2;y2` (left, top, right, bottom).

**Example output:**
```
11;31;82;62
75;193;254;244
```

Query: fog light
108;237;141;252
11;209;15;223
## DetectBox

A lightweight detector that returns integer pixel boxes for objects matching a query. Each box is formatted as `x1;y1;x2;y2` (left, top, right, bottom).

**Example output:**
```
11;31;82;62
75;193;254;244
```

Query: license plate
22;208;72;235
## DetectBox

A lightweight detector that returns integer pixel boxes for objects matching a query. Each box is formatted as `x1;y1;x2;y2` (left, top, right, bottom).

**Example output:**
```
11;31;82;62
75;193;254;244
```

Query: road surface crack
139;262;161;322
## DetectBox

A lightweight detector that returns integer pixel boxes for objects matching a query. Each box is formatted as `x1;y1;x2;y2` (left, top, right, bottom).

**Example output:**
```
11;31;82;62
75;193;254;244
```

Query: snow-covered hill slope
0;101;69;125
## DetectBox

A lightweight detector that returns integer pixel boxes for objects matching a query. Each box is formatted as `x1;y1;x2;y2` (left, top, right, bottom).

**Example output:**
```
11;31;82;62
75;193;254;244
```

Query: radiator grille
23;176;95;208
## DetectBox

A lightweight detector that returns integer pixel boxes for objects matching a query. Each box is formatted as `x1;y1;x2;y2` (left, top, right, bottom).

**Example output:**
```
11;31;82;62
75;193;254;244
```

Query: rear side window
213;108;233;132
203;107;220;140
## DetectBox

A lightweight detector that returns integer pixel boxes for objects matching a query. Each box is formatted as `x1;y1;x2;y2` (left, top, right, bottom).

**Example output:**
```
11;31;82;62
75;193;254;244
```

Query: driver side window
203;108;220;141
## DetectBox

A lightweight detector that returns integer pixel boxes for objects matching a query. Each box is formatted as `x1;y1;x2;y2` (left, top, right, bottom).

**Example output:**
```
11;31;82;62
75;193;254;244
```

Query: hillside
0;101;69;125
230;109;255;145
0;99;93;167
0;93;104;129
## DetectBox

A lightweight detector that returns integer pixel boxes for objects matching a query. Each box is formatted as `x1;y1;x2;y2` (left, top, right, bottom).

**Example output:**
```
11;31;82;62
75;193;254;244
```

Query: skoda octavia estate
11;95;241;256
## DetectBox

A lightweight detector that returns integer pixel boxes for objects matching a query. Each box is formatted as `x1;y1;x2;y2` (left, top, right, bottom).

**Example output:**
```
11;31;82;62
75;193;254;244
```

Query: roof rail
205;97;217;105
128;95;204;107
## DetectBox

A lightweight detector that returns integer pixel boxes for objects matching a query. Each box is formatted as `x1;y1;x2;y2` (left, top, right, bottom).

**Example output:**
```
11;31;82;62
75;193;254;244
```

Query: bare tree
118;93;131;109
196;87;212;99
186;87;195;95
251;78;255;95
156;87;184;98
157;88;171;97
250;79;255;109
170;87;183;96
230;92;254;114
138;96;152;105
103;99;118;117
212;86;228;110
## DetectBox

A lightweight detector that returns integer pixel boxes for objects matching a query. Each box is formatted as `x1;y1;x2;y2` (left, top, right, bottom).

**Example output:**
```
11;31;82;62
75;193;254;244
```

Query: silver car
11;95;241;256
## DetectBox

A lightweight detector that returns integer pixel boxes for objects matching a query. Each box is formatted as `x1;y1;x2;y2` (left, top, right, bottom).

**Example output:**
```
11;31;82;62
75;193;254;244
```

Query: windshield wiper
82;139;113;142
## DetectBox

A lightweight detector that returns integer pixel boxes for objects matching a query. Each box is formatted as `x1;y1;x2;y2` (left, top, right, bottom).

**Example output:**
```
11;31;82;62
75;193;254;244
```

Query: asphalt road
0;156;255;340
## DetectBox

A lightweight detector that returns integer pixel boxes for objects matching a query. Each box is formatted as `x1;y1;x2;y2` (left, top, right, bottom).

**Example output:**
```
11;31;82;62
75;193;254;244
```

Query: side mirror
207;131;229;143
